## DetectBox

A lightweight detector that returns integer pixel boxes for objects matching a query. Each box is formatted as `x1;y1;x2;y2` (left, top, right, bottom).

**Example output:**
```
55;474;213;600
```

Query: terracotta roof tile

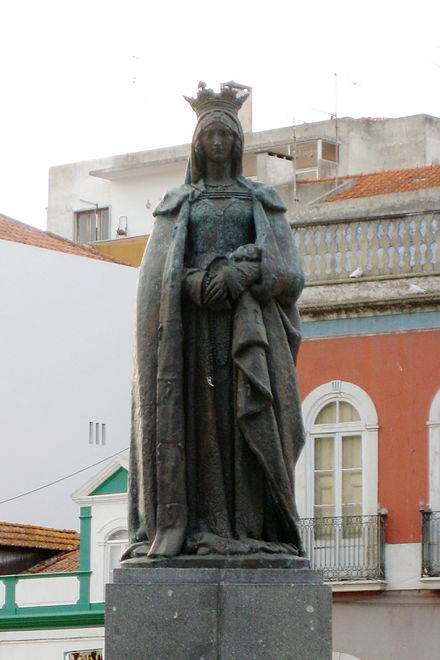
0;213;120;263
0;522;79;551
25;549;80;574
319;165;440;202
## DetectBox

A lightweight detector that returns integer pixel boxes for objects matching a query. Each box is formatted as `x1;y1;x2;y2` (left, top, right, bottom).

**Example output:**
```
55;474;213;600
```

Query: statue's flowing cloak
128;177;306;557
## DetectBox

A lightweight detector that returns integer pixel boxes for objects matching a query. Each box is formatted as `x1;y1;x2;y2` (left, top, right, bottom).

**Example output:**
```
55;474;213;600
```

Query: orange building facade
298;328;439;546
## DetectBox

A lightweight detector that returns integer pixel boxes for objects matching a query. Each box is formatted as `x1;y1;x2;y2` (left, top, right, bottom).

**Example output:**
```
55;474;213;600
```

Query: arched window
312;400;362;522
298;381;379;520
428;389;440;510
298;382;380;580
105;528;128;584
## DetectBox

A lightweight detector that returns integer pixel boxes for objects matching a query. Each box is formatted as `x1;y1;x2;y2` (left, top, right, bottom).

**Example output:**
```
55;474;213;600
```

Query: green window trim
0;604;104;631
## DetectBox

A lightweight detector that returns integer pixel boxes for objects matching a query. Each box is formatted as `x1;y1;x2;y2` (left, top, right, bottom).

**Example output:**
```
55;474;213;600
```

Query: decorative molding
302;381;379;428
73;493;128;507
71;453;128;502
365;424;380;431
330;580;387;592
419;577;440;589
97;517;128;539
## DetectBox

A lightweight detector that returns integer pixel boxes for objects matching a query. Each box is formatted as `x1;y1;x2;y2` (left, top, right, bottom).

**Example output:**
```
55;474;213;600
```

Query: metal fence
421;510;440;576
299;514;386;582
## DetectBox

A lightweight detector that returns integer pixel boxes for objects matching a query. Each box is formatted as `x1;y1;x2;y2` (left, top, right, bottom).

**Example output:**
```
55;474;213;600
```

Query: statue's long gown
126;178;305;560
183;190;298;554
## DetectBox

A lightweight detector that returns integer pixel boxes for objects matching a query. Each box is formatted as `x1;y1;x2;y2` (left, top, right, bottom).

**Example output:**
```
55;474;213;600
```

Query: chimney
220;81;253;133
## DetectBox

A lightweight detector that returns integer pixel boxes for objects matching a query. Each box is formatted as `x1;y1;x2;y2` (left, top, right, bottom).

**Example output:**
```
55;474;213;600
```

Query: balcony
293;211;439;283
299;514;386;583
422;510;440;576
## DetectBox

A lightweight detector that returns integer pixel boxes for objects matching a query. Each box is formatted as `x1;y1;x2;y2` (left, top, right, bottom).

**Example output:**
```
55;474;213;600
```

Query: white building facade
47;113;440;244
0;232;137;530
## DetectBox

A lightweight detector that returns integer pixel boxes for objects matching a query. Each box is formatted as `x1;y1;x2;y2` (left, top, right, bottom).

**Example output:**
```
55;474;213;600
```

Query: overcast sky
1;0;439;230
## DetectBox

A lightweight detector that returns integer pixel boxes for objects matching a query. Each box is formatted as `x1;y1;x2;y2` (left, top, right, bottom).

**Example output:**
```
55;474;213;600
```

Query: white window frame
95;517;128;601
74;207;110;243
428;389;440;510
312;407;364;520
296;381;378;519
104;527;128;586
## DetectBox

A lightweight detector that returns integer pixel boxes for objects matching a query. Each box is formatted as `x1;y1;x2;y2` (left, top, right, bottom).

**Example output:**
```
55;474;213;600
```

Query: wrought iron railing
421;510;440;576
299;514;386;582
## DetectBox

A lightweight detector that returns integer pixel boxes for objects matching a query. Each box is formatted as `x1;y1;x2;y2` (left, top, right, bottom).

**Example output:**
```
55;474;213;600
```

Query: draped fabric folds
126;178;305;558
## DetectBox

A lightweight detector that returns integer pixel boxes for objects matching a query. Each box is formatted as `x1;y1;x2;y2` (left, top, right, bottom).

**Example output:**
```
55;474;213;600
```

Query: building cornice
300;292;440;321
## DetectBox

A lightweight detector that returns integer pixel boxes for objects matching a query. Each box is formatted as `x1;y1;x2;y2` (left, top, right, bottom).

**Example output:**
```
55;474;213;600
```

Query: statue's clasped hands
203;244;262;310
204;270;230;308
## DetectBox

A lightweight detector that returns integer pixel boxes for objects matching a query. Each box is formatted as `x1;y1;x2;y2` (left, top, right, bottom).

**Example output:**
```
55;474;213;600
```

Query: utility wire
0;448;129;505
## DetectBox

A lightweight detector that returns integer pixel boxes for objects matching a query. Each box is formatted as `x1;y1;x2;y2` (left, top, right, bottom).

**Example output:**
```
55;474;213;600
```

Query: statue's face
200;122;235;165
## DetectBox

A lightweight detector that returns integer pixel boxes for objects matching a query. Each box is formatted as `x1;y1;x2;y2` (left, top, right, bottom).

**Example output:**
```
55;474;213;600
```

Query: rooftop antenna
334;72;339;188
289;118;299;208
131;55;139;85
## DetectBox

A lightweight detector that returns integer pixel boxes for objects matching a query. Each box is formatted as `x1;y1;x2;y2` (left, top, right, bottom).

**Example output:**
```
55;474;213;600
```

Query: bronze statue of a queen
125;83;305;561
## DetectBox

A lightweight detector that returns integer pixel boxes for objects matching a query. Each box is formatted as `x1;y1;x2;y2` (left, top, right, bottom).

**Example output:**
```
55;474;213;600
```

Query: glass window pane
313;507;336;540
314;505;336;518
342;435;362;468
315;402;337;424
342;470;362;505
315;436;334;470
98;209;110;240
339;401;360;422
315;473;335;505
342;503;362;517
77;212;92;243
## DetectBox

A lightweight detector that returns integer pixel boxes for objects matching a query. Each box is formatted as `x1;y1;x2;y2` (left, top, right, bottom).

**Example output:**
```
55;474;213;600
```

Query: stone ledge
330;580;387;592
419;576;440;589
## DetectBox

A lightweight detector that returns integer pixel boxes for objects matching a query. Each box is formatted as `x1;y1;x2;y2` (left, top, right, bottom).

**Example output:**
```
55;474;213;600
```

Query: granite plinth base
105;562;332;660
120;552;310;569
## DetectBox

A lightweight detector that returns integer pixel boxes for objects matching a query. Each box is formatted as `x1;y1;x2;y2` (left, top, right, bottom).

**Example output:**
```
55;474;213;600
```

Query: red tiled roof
321;165;440;202
0;213;119;263
25;549;80;574
0;522;79;551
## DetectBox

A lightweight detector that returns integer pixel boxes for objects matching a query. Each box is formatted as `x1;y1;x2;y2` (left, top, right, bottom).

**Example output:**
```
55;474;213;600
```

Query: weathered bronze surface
123;83;305;562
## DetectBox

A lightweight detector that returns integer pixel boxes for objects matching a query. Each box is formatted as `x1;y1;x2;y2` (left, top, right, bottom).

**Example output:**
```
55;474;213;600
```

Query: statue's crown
184;81;249;119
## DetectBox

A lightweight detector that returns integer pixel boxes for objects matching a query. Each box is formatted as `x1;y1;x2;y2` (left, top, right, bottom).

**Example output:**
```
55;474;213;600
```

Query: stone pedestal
105;558;332;659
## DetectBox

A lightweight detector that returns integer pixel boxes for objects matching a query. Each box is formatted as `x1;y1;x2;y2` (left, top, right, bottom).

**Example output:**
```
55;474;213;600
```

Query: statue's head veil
184;82;248;184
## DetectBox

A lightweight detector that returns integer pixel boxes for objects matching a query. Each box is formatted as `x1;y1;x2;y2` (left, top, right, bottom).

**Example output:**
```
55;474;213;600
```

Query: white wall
0;239;137;530
109;162;186;237
0;628;104;660
15;576;79;607
88;494;128;602
47;154;187;241
48;158;113;240
47;115;440;243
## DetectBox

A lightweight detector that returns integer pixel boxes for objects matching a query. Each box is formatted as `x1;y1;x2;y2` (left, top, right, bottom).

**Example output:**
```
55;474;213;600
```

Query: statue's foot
240;537;299;555
186;532;249;556
185;532;299;556
120;541;151;560
148;526;186;558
